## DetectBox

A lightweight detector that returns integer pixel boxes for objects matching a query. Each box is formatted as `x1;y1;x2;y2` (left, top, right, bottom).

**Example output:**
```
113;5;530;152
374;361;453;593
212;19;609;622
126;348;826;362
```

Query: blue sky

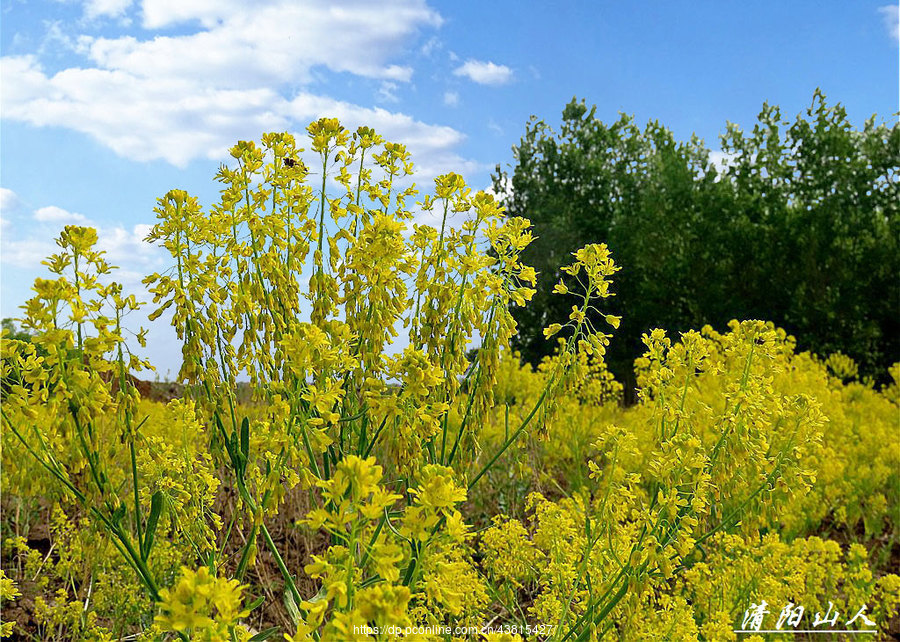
1;0;898;378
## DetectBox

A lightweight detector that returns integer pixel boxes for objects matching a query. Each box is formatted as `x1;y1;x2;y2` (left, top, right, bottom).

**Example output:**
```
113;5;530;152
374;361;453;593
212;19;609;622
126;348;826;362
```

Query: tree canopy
494;91;899;395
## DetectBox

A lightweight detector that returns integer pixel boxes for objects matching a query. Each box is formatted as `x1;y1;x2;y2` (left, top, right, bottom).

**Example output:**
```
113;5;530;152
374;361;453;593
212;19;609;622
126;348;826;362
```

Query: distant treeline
495;91;899;396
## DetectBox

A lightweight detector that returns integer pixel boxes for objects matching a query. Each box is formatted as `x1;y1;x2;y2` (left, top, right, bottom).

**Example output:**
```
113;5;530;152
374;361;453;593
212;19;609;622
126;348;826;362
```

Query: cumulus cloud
96;223;160;267
34;206;87;223
3;208;161;283
3;198;156;268
453;59;513;85
0;1;463;169
1;237;59;269
82;3;424;87
283;92;481;178
879;5;899;41
443;90;459;107
84;0;134;21
0;188;20;213
38;21;79;56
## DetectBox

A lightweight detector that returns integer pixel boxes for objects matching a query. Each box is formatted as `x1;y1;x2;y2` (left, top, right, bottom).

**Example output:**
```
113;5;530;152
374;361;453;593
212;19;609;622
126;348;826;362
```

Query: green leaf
142;490;165;561
249;628;280;641
246;595;266;613
240;416;250;463
283;586;301;628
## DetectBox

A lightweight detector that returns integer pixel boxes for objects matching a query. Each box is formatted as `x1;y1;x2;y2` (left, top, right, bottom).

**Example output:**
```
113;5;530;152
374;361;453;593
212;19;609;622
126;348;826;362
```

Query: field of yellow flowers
1;120;898;641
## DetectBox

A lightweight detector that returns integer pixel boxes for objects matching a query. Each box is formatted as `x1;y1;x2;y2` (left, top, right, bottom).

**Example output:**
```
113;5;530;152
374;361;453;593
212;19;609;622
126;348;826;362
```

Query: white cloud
443;90;459;107
453;59;513;85
707;150;738;180
377;81;400;103
39;21;78;56
3;56;475;173
484;174;512;204
708;150;732;169
420;36;441;57
2;58;290;166
0;1;458;168
0;188;20;213
96;223;160;266
85;0;134;21
3;211;161;283
1;237;59;269
95;223;165;293
0;189;19;243
90;1;438;83
283;92;481;178
141;0;263;30
879;5;899;41
34;206;87;223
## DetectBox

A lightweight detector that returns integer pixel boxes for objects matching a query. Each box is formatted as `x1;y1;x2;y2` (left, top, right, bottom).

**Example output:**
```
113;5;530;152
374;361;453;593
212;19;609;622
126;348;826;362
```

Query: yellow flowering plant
1;118;897;641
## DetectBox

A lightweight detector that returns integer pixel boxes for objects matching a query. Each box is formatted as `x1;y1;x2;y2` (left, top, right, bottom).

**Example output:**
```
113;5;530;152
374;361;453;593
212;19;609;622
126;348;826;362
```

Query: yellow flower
155;567;249;638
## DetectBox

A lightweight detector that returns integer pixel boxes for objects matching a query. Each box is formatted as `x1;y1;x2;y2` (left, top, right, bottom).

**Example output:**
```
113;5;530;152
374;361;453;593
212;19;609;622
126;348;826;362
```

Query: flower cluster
155;566;250;640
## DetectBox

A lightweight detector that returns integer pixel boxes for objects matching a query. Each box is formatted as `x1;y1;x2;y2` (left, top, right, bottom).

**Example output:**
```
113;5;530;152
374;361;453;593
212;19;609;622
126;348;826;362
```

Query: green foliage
494;91;899;390
2;318;33;343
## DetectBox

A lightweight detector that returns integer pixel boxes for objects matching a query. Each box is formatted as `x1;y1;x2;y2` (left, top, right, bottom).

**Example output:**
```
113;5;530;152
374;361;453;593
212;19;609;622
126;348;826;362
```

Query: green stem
260;523;304;615
467;379;553;492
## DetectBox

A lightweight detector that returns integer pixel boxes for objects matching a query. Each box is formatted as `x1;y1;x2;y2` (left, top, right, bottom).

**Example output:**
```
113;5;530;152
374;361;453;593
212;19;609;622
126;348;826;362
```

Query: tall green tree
494;91;899;394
